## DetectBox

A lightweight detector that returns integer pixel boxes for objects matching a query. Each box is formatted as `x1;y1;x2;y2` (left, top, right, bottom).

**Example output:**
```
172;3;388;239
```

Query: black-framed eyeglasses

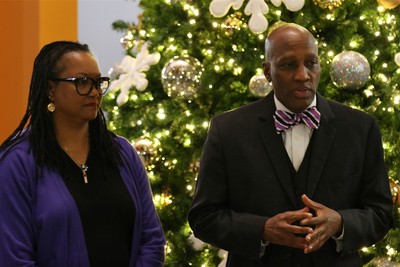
51;77;111;96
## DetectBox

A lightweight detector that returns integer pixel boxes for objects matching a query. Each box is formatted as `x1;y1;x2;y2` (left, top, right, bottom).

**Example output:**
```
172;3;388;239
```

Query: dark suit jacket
188;92;393;267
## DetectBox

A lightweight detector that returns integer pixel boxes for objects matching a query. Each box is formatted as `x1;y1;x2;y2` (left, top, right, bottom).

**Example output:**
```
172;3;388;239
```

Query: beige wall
0;0;77;143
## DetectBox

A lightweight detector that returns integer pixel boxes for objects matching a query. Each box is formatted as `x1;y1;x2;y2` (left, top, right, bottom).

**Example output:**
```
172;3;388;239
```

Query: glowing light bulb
168;45;177;51
184;139;191;147
157;109;166;120
186;124;195;132
349;41;357;48
392;94;400;105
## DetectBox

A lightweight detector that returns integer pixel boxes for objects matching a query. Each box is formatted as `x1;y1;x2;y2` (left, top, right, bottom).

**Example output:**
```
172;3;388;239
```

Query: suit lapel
256;93;337;205
306;95;336;198
257;94;297;206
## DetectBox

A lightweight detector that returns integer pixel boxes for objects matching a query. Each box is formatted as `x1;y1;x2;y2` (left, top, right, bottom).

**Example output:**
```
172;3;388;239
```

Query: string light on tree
153;192;173;207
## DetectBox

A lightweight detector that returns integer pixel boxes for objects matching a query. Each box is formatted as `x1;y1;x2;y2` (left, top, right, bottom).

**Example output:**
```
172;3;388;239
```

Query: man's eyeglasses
51;77;111;96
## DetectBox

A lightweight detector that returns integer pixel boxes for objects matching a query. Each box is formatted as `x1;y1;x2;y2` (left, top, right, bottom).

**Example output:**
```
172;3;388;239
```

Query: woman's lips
84;102;97;108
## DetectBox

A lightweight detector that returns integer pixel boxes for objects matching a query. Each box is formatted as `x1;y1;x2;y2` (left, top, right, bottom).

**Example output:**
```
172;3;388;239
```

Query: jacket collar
257;92;336;206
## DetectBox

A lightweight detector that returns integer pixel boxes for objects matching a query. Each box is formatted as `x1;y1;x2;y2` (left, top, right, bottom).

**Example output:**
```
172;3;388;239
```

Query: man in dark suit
188;23;393;266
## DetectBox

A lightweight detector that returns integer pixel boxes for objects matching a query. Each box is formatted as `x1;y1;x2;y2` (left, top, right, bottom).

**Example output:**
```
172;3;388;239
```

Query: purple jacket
0;136;165;267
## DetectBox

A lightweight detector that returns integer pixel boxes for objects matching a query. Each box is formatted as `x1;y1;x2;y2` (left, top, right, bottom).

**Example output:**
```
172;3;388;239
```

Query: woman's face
48;51;103;126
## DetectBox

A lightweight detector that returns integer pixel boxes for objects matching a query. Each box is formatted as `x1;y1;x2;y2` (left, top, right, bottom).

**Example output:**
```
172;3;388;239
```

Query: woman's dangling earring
47;97;56;112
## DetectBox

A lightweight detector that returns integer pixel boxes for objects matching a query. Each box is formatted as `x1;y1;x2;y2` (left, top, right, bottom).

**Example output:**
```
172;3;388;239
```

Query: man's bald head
265;23;318;62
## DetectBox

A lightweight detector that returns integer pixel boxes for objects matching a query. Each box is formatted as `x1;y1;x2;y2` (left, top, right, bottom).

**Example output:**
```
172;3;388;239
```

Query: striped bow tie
274;107;321;134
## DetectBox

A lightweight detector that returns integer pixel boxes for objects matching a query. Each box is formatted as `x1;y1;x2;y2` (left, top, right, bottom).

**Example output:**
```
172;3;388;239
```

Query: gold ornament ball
314;0;344;9
120;32;134;50
134;138;155;164
377;0;400;9
390;179;400;205
222;13;243;36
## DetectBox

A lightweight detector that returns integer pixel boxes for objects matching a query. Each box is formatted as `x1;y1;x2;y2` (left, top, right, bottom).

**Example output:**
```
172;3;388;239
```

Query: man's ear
263;62;272;82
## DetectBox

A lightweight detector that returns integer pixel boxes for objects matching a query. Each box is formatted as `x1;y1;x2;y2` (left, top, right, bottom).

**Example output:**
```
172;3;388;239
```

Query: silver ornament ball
161;56;203;100
330;51;370;90
248;74;273;97
395;52;400;67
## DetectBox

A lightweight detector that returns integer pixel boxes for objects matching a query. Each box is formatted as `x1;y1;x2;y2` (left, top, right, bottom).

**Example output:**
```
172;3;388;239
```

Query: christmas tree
103;0;400;266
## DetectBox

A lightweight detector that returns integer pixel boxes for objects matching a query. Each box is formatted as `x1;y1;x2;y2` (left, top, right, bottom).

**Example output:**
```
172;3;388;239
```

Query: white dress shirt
274;95;317;171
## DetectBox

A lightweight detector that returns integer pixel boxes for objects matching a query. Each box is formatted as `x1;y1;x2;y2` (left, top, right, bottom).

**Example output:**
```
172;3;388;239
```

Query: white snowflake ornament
109;42;161;106
218;249;228;267
209;0;305;34
244;0;269;33
271;0;305;12
188;233;205;251
209;0;244;17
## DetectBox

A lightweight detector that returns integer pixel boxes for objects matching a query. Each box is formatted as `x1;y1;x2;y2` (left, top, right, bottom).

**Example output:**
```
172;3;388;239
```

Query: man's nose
295;65;310;81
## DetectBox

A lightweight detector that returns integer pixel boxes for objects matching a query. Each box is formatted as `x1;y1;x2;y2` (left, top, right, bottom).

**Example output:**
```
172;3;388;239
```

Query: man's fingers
304;231;328;254
284;209;314;224
290;224;314;235
301;194;315;208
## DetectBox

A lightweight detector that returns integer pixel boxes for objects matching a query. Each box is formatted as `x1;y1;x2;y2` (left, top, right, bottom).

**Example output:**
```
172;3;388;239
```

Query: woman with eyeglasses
0;41;165;267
